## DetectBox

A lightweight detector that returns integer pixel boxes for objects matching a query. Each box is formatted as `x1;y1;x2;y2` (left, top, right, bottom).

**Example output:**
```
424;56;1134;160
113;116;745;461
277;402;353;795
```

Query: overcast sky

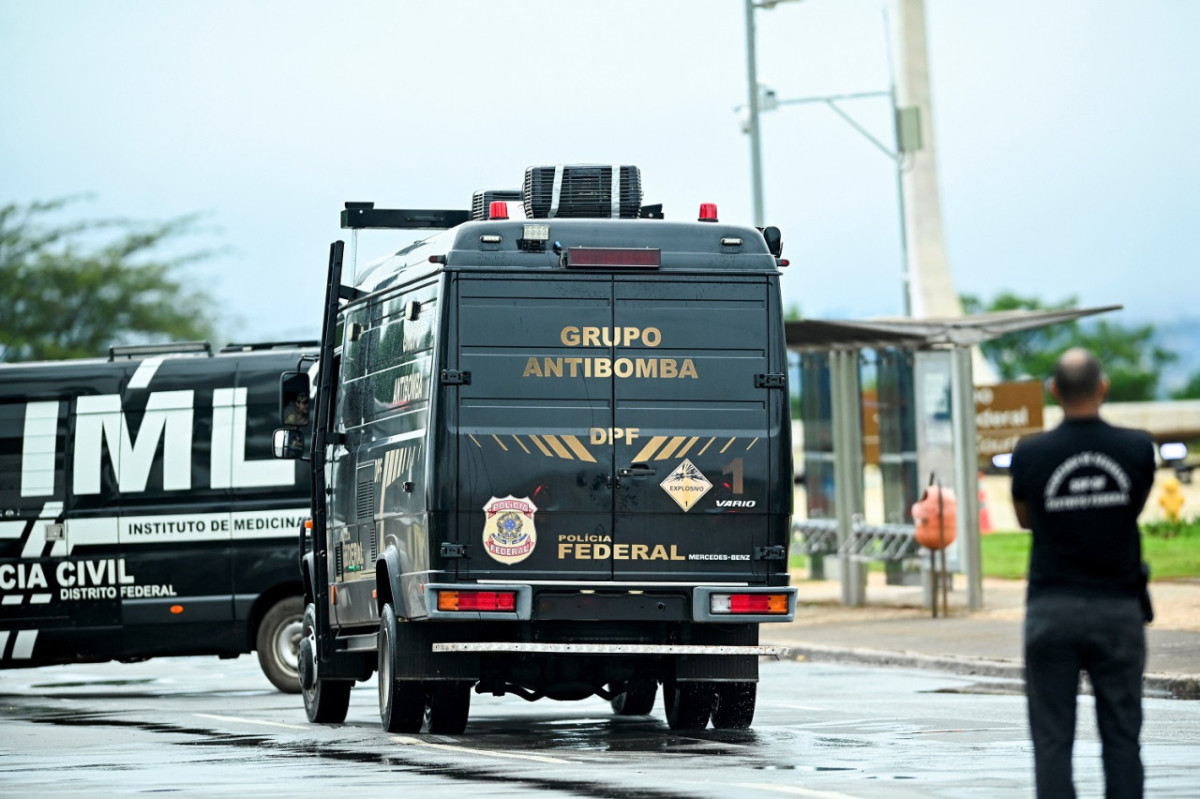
2;0;1197;347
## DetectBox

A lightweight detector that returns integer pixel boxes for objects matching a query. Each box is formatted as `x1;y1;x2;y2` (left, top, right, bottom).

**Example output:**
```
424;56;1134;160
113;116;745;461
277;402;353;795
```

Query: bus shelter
785;306;1119;610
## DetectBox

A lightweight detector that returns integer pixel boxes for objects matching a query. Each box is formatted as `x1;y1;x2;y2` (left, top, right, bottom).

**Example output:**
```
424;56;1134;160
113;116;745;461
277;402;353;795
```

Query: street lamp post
740;0;918;315
743;0;765;227
744;0;807;228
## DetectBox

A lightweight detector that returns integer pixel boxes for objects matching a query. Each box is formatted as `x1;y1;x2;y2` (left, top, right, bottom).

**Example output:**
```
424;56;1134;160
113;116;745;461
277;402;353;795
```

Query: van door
453;274;614;581
0;395;76;660
611;276;774;583
116;358;235;646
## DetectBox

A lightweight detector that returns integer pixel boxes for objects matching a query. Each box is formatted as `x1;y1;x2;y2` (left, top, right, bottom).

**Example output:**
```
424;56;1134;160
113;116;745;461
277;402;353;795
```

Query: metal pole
950;346;983;610
831;349;866;605
882;4;913;316
744;0;765;226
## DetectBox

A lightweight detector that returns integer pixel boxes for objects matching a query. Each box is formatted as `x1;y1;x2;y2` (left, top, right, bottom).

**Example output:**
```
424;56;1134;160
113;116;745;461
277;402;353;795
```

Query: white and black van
0;341;316;691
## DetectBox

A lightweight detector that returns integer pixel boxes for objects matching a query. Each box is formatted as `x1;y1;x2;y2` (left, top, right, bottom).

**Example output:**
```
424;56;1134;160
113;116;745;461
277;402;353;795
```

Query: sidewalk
764;571;1200;699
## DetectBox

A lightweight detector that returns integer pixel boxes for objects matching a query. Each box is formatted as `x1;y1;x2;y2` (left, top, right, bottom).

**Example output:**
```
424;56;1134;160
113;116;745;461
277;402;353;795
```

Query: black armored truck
276;165;797;732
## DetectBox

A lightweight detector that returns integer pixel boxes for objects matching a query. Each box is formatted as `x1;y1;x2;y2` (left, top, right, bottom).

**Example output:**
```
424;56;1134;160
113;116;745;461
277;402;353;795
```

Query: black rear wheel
426;681;472;735
711;682;757;729
610;680;658;716
663;681;714;731
378;604;425;733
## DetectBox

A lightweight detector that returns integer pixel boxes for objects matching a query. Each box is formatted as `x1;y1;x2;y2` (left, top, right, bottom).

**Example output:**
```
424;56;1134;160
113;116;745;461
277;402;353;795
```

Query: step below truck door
611;277;775;583
454;275;614;582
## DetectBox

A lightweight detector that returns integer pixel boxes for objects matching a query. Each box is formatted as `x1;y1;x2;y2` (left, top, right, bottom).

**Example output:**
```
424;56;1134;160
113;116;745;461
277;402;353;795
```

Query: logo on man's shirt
1043;451;1132;512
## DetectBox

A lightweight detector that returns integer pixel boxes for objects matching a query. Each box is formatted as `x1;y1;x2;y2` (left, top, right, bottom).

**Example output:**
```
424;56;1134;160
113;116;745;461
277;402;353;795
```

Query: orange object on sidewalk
978;473;993;535
912;485;957;550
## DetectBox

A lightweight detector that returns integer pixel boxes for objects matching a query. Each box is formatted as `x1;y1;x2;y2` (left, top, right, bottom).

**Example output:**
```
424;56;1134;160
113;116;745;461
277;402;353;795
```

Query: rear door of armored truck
451;273;615;582
609;275;776;584
450;268;780;585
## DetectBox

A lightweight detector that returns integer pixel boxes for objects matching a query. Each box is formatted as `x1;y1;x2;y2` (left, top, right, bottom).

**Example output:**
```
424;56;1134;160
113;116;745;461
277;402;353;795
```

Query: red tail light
437;590;516;612
710;592;789;615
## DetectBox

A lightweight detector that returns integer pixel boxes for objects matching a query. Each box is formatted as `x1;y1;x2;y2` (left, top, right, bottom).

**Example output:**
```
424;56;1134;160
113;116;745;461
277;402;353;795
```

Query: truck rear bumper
430;642;789;656
424;583;798;624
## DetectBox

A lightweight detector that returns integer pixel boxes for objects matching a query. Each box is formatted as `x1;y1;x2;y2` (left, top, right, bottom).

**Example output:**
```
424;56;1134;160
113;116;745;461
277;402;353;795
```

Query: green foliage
962;292;1076;383
1141;515;1200;540
0;199;218;362
982;519;1200;580
962;292;1176;402
1170;371;1200;400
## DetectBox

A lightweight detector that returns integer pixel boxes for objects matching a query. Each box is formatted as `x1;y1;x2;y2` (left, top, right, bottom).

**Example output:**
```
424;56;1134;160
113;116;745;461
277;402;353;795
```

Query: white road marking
194;713;310;731
391;735;569;763
734;783;864;799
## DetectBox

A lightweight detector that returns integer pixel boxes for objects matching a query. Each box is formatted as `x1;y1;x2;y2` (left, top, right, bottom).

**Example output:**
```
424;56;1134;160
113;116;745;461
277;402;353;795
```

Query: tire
300;603;352;724
256;596;304;693
378;604;425;733
711;682;757;730
663;681;714;731
426;681;471;735
610;681;657;716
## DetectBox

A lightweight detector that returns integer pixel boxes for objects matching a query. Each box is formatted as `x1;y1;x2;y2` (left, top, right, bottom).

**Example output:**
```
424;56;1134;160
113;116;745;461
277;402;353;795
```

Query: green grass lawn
792;517;1200;581
983;517;1200;580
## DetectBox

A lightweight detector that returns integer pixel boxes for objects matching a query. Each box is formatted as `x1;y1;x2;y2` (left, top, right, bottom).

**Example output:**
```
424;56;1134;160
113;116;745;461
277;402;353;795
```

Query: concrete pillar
831;349;868;605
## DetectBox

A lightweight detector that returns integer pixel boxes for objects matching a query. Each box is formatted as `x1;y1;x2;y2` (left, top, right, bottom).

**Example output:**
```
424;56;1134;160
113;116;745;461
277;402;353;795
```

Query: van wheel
256;596;304;693
711;682;756;729
610;681;657;716
663;681;714;730
378;604;425;733
426;681;471;734
300;603;352;723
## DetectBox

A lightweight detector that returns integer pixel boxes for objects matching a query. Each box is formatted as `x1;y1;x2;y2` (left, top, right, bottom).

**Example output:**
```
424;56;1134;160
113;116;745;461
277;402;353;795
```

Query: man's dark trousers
1025;594;1145;799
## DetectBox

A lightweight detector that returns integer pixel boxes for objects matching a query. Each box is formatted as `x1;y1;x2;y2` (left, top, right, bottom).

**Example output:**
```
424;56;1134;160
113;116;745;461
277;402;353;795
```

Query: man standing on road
1010;348;1155;799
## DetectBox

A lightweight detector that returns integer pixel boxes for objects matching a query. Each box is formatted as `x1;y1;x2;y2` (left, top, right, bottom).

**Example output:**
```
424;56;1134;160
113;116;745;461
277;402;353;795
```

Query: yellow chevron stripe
656;436;687;460
745;437;759;451
528;435;554;457
469;434;482;448
632;436;667;462
676;436;699;458
491;434;509;451
719;437;736;454
697;437;716;456
542;434;574;460
511;435;531;454
561;435;596;463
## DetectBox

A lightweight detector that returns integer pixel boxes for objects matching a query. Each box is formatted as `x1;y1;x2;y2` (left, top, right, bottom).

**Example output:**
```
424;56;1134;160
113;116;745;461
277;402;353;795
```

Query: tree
962;292;1077;383
1170;371;1200;401
0;199;219;362
962;292;1176;402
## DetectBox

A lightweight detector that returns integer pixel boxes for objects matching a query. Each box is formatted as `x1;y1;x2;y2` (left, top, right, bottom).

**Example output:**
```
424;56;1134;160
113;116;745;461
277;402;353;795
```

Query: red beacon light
698;203;718;222
489;201;509;220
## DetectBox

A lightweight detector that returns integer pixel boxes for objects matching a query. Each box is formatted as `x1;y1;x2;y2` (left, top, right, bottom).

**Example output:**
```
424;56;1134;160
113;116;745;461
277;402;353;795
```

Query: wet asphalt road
2;657;1198;798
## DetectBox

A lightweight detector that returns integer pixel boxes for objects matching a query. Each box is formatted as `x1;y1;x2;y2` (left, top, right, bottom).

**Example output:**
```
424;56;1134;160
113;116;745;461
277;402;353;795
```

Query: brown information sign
975;380;1045;465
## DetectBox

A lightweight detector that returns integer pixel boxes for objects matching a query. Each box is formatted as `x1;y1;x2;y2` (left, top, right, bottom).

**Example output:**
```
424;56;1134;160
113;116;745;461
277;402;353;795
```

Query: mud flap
675;654;758;681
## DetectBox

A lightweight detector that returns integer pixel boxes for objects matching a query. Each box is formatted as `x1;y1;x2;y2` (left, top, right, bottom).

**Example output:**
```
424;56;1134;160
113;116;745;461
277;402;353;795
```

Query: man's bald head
1052;348;1106;407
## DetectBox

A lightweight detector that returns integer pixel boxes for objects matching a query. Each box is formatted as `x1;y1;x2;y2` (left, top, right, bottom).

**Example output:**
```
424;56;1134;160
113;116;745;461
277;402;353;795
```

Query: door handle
618;463;656;478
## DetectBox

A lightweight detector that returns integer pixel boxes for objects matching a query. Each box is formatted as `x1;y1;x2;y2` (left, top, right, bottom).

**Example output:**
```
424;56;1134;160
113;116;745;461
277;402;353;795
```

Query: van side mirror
273;428;306;460
280;371;311;427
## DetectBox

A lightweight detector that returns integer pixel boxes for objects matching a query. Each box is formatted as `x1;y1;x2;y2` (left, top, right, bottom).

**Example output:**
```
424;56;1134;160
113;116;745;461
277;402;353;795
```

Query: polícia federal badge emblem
482;495;538;564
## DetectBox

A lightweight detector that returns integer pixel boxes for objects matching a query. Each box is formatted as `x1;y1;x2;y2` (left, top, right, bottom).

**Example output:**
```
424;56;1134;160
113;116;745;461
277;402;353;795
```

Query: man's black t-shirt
1010;417;1155;601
